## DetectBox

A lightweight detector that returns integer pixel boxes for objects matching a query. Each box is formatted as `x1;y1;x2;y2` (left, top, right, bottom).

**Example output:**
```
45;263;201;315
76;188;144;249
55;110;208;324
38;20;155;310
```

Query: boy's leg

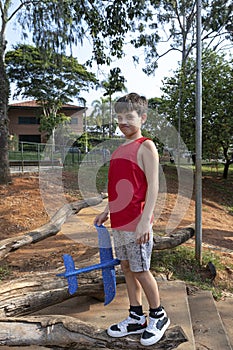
133;270;170;346
113;231;143;306
121;233;170;345
113;230;158;308
107;231;147;338
121;260;142;306
133;270;160;309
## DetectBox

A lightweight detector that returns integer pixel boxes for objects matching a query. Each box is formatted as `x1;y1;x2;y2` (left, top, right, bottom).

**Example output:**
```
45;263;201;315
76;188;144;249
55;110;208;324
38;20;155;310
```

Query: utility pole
195;0;203;263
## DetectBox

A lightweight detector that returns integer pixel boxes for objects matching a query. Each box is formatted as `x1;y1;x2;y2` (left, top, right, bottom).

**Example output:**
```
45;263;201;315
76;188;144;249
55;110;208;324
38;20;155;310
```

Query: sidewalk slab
159;280;195;350
188;290;232;350
215;297;233;349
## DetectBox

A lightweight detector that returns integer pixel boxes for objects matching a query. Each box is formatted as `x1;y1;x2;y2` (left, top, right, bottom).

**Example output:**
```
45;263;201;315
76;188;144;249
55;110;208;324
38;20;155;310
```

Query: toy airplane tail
57;225;120;305
62;254;78;295
96;224;119;305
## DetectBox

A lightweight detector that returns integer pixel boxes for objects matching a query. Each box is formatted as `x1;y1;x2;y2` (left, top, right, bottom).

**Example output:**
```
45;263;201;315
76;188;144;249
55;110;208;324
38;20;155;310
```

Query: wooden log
0;196;104;260
0;265;125;318
153;226;195;250
0;183;194;261
0;315;188;349
0;226;194;318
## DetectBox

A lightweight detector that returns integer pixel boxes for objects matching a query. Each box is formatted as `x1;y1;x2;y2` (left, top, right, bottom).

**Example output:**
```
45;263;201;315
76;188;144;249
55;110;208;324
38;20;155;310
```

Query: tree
0;0;139;185
160;48;233;178
5;44;97;148
1;1;232;184
130;0;232;166
89;97;111;136
130;0;232;74
101;68;127;137
147;97;173;153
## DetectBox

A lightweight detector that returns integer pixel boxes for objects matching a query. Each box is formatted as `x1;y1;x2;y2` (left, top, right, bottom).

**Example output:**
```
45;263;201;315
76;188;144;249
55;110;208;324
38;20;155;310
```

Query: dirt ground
0;166;232;292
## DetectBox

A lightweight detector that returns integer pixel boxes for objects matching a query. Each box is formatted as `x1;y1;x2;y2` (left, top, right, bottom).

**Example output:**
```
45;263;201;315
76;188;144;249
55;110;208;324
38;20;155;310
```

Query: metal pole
195;0;202;263
84;100;88;153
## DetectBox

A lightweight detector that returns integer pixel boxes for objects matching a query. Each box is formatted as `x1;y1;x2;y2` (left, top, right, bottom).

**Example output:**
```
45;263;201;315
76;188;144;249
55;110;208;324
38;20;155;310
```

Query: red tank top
108;137;149;231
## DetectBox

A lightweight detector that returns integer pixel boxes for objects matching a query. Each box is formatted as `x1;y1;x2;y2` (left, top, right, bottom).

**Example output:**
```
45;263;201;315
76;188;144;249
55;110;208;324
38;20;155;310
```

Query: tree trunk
0;196;104;260
0;268;125;318
0;26;11;185
223;159;233;179
0;316;187;349
153;226;194;250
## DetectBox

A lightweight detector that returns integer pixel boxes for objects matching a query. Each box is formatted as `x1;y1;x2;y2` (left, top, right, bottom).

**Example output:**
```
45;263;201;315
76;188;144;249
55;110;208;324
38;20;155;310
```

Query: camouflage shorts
112;229;153;272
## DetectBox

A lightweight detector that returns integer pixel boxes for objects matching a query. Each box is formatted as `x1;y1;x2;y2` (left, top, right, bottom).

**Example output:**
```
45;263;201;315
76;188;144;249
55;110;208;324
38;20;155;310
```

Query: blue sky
71;38;180;105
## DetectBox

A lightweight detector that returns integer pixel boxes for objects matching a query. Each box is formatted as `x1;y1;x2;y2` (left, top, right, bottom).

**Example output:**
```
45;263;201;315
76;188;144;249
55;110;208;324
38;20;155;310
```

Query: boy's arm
94;204;109;226
136;140;159;244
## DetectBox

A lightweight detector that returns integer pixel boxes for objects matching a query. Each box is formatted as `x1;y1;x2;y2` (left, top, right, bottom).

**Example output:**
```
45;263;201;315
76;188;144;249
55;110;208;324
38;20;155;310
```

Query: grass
62;162;109;197
153;164;233;299
151;245;233;299
0;265;11;280
9;151;41;161
227;206;233;216
96;164;109;193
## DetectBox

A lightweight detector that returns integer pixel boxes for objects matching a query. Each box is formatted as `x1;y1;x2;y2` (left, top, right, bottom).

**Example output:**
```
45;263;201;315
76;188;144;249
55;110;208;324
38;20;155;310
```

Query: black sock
149;305;163;317
130;305;143;316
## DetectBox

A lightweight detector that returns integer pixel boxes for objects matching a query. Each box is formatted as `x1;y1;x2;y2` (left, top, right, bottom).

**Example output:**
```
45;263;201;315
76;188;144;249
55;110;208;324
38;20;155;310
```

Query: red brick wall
8;106;84;144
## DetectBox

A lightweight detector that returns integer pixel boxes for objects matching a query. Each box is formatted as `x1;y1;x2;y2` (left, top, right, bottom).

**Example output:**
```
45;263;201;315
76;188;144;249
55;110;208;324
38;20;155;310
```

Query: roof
9;100;84;111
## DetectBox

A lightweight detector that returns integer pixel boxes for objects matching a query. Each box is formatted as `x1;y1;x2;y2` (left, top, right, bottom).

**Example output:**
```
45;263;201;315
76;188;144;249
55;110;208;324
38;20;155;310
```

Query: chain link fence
9;141;109;173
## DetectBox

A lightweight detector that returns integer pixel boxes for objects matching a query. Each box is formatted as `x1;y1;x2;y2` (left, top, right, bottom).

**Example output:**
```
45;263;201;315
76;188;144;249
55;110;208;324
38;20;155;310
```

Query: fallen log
0;196;104;260
0;186;195;318
0;315;188;349
0;226;194;317
0;185;194;261
0;227;194;317
0;226;193;348
0;261;125;318
153;226;195;250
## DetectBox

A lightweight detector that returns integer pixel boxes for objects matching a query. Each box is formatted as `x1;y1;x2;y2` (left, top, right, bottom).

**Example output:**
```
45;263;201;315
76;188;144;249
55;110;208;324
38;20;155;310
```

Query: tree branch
7;1;39;23
0;196;104;260
156;47;182;62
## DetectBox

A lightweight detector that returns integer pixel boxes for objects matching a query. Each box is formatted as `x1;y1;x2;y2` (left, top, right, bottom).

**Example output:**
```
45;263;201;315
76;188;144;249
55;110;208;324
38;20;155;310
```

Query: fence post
37;143;40;171
21;142;24;173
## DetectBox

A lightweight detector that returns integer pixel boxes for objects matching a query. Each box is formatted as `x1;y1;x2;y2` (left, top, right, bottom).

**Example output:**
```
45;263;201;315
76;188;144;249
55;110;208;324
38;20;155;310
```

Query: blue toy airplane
57;224;120;305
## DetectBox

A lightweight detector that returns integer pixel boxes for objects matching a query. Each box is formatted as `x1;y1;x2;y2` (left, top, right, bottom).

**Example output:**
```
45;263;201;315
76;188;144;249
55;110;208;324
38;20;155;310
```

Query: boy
94;93;170;346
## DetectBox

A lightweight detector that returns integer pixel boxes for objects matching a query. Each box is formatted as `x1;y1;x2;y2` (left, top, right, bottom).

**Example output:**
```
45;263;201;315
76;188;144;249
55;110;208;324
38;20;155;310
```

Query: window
70;118;78;124
19;135;41;143
18;116;40;125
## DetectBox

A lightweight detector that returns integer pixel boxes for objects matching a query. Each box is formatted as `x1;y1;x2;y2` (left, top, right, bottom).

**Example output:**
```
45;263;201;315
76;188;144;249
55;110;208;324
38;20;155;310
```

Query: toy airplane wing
57;225;120;306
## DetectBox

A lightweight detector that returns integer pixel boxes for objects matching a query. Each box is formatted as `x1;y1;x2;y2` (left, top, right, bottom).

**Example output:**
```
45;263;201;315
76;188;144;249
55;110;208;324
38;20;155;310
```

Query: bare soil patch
0;166;232;292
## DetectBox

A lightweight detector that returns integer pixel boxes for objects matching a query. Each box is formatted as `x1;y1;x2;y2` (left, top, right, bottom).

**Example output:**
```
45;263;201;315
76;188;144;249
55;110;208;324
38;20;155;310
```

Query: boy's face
117;110;147;139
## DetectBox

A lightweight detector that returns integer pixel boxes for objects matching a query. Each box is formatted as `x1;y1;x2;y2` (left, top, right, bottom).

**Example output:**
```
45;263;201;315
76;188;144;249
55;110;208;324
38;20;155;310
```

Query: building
8;100;85;144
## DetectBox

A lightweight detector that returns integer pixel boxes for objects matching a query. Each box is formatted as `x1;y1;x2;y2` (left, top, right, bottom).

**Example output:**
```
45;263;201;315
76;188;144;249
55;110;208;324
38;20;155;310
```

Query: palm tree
89;97;111;137
101;68;127;137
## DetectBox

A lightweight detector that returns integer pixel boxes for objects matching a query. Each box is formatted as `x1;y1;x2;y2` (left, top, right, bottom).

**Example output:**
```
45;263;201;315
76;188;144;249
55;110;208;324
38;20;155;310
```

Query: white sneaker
107;311;147;338
140;307;170;346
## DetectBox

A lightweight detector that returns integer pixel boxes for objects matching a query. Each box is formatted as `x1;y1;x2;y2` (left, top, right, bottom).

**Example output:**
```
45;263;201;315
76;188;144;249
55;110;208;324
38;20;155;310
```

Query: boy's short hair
114;92;148;116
